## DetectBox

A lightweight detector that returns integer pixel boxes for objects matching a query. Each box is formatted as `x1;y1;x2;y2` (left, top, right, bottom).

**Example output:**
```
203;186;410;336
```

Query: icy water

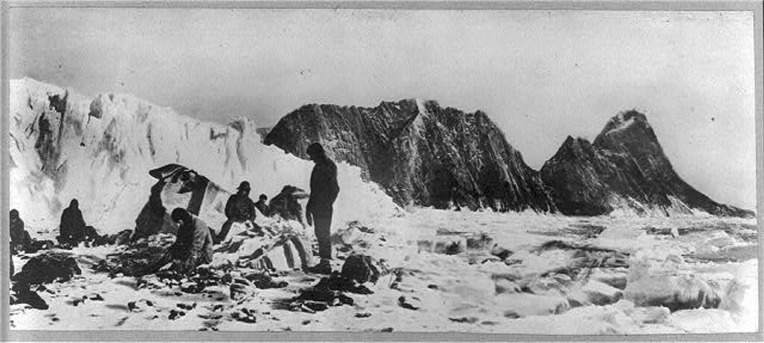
9;210;758;333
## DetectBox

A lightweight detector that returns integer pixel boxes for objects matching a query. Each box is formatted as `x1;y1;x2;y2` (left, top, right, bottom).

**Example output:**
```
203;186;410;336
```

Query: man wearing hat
218;181;257;243
305;143;340;274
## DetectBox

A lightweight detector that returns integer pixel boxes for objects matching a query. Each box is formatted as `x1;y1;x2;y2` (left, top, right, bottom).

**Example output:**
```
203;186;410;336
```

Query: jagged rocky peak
541;110;754;218
554;136;596;159
540;135;609;216
265;99;556;213
593;110;664;161
598;110;649;135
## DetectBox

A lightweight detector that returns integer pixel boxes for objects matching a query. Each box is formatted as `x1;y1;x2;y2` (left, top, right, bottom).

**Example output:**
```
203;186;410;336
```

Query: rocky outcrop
540;111;754;217
265;99;555;212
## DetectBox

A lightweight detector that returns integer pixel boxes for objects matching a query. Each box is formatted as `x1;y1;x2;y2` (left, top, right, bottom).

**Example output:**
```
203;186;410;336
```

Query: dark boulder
286;268;374;314
341;254;382;284
12;251;81;284
10;283;49;310
398;295;421;310
314;274;373;295
244;272;288;289
291;287;354;311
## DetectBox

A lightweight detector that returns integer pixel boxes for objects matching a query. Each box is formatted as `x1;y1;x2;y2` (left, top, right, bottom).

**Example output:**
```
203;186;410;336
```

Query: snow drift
8;78;401;237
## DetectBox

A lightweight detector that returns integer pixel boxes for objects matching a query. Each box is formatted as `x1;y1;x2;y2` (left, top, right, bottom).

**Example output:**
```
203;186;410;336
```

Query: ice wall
9;78;401;235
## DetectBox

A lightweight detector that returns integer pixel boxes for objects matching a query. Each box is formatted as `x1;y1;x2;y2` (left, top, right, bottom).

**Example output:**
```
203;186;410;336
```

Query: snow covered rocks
341;254;384;284
568;280;624;307
587;267;628;290
243;272;288;289
289;283;355;313
624;274;722;312
10;283;50;310
12;251;82;284
624;253;722;312
496;293;570;318
332;221;386;253
287;255;390;314
720;271;757;317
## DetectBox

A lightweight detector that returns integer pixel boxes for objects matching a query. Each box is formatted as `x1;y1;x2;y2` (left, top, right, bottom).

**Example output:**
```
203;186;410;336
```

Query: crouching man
145;208;213;275
217;181;258;244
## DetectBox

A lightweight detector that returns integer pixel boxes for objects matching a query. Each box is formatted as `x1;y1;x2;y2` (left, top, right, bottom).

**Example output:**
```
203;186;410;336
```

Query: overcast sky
9;8;757;210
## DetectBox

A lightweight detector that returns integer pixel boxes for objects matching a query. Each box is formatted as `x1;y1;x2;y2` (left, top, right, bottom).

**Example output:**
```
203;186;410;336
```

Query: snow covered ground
7;78;759;333
9;209;758;333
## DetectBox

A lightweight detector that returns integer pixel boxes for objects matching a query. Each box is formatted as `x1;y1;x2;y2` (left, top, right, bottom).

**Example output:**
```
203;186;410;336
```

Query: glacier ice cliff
9;78;400;235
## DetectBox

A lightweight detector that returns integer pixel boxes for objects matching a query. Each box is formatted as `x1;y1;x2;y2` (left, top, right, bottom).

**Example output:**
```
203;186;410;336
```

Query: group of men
10;198;97;254
151;142;340;275
216;182;304;241
10;143;340;276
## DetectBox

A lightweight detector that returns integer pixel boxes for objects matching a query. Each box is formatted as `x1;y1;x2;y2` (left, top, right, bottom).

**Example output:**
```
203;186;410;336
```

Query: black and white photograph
3;1;761;337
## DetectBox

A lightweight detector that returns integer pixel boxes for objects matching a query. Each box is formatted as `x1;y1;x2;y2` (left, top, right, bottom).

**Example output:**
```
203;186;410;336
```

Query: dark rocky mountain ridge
265;100;753;218
265;99;556;212
540;110;754;217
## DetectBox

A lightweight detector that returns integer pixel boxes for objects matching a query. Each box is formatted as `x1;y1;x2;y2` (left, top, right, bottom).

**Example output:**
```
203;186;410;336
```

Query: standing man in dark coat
58;199;86;247
218;181;257;243
305;143;340;274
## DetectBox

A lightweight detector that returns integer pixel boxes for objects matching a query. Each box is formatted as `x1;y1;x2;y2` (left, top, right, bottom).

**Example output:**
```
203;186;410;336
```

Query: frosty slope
7;78;759;333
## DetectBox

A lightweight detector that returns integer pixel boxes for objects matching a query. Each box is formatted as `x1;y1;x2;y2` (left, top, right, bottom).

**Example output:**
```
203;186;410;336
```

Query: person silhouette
58;199;86;247
305;143;340;274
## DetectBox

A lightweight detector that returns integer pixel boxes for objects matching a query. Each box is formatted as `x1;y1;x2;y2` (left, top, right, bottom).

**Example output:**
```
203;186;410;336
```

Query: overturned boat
126;163;313;273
